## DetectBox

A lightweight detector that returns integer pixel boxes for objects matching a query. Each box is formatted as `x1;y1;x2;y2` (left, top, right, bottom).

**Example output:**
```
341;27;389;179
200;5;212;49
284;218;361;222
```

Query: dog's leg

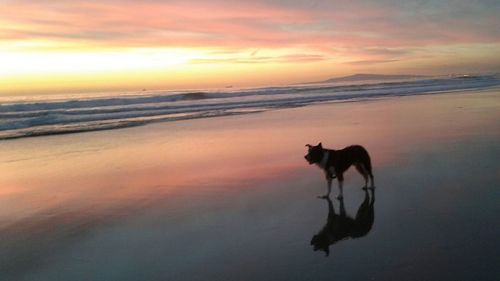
324;176;332;198
366;162;375;189
336;173;344;200
339;195;346;216
355;163;369;189
318;174;332;198
327;177;332;197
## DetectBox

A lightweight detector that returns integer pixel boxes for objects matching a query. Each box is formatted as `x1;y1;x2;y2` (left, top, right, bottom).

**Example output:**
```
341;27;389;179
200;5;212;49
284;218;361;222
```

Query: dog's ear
318;142;323;148
305;144;312;148
310;234;317;244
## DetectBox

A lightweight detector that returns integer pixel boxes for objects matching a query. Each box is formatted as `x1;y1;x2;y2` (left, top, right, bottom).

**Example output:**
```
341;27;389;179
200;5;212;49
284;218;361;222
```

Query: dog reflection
311;188;375;256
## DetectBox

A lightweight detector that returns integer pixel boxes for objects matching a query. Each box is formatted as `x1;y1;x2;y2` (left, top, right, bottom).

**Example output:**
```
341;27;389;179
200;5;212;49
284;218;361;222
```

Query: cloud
190;53;326;64
2;1;499;49
344;59;399;65
1;0;499;71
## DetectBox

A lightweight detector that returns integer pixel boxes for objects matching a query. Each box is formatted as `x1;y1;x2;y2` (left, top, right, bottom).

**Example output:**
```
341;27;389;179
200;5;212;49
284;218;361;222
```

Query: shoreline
1;85;499;141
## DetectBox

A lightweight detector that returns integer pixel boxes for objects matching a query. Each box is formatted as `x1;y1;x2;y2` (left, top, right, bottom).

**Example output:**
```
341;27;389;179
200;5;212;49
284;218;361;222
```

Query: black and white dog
304;143;374;199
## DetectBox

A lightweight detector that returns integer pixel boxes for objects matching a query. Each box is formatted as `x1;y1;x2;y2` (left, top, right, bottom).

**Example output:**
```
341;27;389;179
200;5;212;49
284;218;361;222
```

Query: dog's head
304;142;324;164
311;233;330;256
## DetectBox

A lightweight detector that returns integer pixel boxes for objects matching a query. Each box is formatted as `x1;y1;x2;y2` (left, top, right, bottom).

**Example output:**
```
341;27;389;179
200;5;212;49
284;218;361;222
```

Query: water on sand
0;88;499;281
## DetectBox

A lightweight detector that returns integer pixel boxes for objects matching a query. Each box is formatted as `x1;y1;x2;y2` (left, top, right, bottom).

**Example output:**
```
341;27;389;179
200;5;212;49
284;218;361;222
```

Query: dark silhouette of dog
311;188;375;256
304;143;374;199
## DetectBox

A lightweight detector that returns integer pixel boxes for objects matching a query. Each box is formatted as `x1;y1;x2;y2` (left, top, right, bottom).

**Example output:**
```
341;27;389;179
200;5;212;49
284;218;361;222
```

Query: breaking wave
1;75;499;140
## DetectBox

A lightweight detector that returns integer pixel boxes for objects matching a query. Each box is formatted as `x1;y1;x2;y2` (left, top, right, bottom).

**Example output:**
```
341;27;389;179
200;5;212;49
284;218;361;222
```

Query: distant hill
309;73;428;84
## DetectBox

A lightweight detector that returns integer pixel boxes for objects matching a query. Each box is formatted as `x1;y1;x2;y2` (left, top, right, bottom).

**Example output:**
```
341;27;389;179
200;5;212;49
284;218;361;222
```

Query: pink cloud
1;0;499;63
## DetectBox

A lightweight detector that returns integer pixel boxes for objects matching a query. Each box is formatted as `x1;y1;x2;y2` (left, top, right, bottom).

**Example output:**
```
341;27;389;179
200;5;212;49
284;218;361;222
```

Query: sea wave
1;75;499;140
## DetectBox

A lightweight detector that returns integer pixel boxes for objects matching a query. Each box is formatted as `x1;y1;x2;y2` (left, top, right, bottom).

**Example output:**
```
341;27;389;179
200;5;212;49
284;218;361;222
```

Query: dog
311;189;375;256
304;143;374;199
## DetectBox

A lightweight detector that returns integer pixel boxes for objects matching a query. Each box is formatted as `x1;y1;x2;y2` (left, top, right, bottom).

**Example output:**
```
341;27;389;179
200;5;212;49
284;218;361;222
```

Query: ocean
1;74;499;140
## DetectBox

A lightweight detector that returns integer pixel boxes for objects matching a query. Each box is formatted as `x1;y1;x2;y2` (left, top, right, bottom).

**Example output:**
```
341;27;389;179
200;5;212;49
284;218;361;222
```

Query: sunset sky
1;0;499;95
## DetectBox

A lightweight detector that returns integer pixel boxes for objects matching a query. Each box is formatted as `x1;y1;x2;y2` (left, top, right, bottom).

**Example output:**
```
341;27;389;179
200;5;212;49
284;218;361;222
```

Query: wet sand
1;88;499;281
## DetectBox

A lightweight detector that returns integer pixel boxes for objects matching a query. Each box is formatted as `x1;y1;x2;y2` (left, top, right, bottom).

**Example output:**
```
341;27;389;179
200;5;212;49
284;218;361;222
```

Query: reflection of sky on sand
0;89;499;280
0;89;498;224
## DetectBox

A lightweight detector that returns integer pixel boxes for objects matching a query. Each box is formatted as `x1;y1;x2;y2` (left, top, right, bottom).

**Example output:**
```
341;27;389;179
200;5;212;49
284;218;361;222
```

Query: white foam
1;75;499;139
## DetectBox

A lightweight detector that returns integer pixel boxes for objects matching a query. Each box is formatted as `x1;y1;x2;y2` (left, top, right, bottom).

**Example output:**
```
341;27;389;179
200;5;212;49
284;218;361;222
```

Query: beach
1;88;499;280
